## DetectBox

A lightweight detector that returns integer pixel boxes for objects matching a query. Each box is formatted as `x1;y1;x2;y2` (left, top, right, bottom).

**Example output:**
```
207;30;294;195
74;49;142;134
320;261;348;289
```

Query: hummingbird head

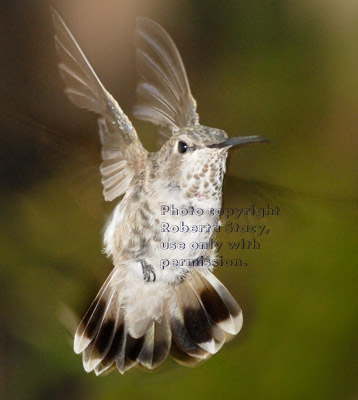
157;125;267;200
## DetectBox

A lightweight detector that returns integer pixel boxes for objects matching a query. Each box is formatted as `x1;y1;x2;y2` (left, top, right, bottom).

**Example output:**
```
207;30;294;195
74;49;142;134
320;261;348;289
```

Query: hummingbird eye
177;141;188;154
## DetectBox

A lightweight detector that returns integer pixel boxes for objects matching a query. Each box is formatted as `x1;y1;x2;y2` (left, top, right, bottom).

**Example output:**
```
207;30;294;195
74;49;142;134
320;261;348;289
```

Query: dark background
1;1;357;399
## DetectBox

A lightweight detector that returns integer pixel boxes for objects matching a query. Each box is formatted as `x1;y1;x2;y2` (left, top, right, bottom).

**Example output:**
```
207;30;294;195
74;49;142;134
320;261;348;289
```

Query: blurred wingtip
50;6;61;25
57;301;79;337
135;16;159;29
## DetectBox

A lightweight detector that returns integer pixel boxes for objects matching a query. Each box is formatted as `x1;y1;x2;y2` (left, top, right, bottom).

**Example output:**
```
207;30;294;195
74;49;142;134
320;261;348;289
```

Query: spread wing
133;17;199;136
52;9;147;201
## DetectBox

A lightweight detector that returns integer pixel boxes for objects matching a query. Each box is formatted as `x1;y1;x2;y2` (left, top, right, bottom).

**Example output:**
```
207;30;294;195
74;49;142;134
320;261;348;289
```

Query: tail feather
94;322;125;375
187;275;228;349
82;289;118;372
128;315;153;339
169;341;211;367
74;270;117;354
174;278;220;354
74;268;243;374
117;333;145;373
137;315;172;369
170;292;212;359
196;272;243;335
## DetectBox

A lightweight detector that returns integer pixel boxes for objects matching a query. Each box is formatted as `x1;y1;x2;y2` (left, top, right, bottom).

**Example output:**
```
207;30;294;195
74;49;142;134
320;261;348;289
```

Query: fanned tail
74;269;242;374
169;270;243;366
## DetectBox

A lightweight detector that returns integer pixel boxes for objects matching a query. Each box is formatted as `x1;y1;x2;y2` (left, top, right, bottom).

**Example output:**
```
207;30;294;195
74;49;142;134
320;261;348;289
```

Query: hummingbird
52;10;267;375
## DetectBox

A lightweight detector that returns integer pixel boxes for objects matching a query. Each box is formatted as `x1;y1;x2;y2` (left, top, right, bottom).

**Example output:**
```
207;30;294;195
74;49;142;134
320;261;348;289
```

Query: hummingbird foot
141;260;156;282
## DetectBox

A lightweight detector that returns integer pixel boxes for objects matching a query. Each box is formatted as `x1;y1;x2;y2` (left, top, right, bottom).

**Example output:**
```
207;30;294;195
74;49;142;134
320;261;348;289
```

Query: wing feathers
136;49;182;108
52;11;105;96
97;118;136;201
134;17;199;134
136;29;185;101
52;9;146;202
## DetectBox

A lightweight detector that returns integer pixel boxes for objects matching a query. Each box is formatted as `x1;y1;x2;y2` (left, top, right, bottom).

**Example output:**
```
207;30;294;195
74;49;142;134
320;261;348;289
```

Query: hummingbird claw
141;260;156;282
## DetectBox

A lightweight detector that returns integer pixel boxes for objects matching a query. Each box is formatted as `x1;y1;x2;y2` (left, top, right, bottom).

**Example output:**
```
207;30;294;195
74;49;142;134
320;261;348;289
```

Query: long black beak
207;135;268;149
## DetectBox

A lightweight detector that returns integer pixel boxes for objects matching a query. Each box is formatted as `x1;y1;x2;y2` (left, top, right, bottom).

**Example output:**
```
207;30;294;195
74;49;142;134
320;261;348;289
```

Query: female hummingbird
52;10;267;375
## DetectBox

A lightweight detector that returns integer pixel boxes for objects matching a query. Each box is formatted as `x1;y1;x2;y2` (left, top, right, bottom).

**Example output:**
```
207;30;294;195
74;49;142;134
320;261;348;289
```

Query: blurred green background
1;0;357;399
